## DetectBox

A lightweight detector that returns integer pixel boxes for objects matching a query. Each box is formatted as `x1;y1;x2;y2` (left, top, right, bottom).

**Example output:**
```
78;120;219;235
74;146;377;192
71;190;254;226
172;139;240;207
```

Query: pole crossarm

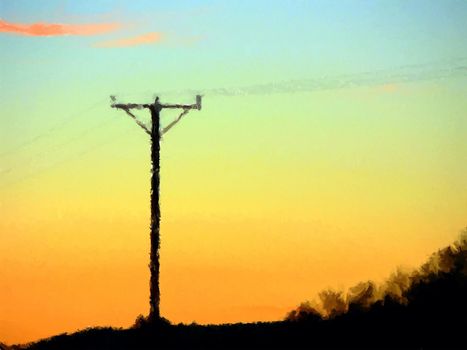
111;95;202;137
112;103;151;110
160;94;202;111
160;103;198;110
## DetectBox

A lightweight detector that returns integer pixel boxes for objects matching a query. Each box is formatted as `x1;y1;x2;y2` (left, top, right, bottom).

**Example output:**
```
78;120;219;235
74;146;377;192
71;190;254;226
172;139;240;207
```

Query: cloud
93;32;162;48
0;18;120;37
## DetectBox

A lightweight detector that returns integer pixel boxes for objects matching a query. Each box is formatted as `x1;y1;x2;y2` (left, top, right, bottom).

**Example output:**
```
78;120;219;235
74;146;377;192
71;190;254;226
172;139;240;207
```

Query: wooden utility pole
111;95;202;321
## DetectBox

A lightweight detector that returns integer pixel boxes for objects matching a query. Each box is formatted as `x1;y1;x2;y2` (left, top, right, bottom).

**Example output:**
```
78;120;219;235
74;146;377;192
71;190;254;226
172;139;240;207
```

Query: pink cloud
0;18;120;36
94;32;163;48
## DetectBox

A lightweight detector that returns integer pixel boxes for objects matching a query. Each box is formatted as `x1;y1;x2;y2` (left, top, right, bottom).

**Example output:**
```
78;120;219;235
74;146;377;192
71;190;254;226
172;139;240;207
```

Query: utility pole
110;95;202;321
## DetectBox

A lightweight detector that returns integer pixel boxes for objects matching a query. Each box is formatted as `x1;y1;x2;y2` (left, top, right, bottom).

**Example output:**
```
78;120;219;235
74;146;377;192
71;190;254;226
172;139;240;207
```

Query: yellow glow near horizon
1;82;466;344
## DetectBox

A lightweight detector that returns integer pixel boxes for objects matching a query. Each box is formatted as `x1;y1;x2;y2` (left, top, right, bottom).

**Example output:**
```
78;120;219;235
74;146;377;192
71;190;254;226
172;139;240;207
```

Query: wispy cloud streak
94;32;162;48
110;58;467;103
164;58;467;97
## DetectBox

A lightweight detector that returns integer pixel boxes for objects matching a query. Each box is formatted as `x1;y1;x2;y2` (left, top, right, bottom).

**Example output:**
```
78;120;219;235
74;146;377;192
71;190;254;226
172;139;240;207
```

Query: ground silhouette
3;230;466;350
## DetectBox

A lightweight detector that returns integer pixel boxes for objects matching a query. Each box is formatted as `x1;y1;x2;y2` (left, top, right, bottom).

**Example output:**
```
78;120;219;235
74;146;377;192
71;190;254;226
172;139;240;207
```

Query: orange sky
1;87;465;342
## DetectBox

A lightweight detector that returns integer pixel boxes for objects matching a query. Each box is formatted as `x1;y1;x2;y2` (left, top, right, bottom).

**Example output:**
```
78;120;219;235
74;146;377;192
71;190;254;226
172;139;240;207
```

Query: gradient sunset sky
1;0;467;345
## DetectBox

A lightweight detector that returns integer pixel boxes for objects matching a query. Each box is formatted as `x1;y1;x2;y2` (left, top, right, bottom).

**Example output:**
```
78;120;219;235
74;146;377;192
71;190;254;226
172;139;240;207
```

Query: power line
12;116;118;169
0;96;190;179
112;57;467;99
0;101;122;181
0;129;130;190
4;57;466;160
0;98;107;158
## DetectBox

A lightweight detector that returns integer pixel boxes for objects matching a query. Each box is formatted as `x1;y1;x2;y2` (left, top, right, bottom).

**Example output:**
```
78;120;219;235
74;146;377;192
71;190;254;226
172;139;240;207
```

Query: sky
1;0;467;345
